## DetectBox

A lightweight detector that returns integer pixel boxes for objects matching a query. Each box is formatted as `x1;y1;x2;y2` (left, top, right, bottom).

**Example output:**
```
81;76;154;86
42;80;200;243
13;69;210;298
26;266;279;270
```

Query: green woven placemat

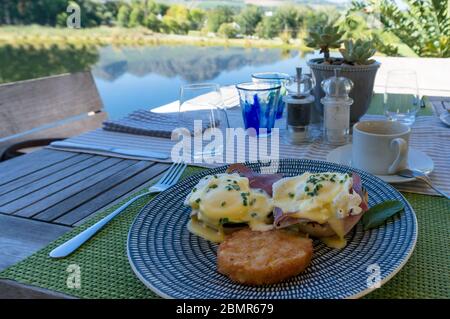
1;166;449;299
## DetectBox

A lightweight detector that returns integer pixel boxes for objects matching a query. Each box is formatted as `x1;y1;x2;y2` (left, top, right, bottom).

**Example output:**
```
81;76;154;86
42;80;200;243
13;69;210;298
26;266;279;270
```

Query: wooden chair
0;72;107;161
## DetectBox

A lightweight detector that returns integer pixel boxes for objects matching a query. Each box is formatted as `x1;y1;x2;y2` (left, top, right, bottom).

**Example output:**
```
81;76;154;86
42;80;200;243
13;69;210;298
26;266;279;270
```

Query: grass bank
0;25;312;51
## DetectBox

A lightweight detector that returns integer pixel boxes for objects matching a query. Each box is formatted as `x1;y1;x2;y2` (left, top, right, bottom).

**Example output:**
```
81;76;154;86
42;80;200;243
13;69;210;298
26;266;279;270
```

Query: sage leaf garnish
362;200;405;230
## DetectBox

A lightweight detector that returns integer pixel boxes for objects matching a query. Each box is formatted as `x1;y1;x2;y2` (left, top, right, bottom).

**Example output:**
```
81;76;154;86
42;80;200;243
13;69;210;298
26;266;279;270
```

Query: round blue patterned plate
127;159;417;299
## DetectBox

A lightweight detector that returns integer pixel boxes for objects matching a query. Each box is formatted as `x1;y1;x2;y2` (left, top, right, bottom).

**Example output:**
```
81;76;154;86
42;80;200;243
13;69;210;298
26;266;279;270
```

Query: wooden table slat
0;155;106;208
0;214;70;271
0;153;93;197
0;150;76;186
57;162;170;225
34;160;153;223
10;157;127;218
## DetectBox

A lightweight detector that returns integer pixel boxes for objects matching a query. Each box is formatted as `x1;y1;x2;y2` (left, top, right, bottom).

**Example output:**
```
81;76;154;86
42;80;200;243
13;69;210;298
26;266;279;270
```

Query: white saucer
440;112;450;126
326;144;434;184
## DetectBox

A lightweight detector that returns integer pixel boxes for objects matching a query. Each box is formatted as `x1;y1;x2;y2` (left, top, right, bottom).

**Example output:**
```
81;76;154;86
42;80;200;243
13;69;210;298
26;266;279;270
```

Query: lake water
0;44;320;119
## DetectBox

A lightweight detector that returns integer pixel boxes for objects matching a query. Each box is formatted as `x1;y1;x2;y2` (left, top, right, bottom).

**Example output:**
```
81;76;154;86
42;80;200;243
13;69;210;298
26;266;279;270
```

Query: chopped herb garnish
219;217;229;225
304;186;310;192
192;187;197;192
249;198;256;206
251;212;257;217
221;201;226;207
209;184;218;189
240;192;250;206
195;198;201;204
225;184;240;191
288;192;295;198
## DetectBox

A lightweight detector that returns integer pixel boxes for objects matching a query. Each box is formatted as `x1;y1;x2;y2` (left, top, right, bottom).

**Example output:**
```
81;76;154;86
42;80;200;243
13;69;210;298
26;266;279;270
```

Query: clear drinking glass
236;82;281;137
179;83;228;159
384;70;420;126
251;72;291;119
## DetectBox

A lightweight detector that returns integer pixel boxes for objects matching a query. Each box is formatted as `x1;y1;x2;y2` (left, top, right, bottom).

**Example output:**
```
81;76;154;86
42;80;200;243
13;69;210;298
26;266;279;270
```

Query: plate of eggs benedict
127;159;417;299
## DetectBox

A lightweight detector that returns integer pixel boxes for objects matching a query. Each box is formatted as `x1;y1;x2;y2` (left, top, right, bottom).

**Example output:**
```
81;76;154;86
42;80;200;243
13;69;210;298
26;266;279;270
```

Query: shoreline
0;26;312;51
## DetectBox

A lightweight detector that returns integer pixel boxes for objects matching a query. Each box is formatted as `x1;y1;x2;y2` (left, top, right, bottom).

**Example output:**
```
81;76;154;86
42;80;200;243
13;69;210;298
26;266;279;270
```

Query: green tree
128;5;145;27
189;8;206;31
56;12;68;27
146;0;158;15
207;6;234;33
218;22;238;39
236;5;263;35
256;17;279;39
349;0;450;57
159;3;170;15
117;5;130;27
273;5;303;37
144;12;161;32
161;4;190;34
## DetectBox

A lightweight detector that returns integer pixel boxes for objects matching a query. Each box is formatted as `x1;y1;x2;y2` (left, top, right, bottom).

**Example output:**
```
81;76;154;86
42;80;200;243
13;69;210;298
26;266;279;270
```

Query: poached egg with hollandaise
185;173;273;243
272;172;363;248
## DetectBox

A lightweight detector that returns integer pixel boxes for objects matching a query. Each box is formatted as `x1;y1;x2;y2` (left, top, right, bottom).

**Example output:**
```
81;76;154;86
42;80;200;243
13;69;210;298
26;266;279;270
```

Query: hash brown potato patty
217;229;313;285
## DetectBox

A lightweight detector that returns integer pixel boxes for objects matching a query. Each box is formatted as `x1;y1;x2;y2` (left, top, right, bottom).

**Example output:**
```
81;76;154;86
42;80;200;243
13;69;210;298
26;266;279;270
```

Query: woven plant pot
307;58;381;123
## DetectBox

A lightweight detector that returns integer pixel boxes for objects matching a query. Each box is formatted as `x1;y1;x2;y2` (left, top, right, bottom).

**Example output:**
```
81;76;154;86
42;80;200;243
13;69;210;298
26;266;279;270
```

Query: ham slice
226;163;283;196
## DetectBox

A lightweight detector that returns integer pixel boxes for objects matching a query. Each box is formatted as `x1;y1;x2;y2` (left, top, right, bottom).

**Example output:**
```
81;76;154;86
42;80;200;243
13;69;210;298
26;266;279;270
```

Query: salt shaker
321;69;353;145
283;68;315;144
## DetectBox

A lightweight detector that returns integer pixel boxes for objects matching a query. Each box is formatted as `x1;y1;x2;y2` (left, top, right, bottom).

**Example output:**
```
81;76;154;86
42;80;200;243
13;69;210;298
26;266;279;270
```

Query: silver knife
50;141;169;160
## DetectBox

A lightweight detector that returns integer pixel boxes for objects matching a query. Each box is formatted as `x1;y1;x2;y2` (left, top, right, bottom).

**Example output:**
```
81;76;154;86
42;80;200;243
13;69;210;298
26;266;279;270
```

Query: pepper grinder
321;69;353;145
283;67;315;144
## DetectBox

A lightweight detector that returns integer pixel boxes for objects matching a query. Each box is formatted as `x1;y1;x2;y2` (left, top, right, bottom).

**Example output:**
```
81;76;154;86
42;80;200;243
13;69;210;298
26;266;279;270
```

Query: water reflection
0;44;99;84
93;46;298;83
0;44;310;119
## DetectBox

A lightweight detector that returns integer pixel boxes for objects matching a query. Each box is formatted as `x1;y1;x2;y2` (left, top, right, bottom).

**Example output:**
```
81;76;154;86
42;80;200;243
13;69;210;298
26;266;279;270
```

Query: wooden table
0;148;169;298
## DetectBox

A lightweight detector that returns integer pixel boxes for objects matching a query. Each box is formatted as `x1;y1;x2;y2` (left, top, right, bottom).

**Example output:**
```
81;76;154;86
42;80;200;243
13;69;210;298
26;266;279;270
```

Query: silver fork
398;168;450;200
49;161;187;258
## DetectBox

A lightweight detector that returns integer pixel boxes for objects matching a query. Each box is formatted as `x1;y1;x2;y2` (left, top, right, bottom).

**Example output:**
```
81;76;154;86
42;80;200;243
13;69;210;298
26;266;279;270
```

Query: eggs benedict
273;172;368;248
185;173;274;243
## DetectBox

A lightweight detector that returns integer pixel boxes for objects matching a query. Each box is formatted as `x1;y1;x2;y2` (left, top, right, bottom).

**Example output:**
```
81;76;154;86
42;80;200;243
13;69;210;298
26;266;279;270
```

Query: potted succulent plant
305;20;380;123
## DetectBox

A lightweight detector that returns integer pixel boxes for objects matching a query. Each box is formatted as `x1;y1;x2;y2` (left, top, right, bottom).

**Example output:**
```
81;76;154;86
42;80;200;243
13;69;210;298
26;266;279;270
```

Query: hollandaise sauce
185;173;274;242
272;172;362;248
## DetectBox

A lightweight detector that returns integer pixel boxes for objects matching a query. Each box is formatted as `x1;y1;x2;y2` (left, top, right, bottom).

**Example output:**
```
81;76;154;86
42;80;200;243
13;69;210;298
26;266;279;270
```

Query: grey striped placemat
103;109;218;138
428;96;450;115
48;107;450;196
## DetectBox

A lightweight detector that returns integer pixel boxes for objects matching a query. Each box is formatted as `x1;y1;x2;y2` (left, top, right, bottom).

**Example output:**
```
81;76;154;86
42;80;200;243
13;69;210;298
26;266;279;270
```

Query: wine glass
384;70;420;126
178;83;228;160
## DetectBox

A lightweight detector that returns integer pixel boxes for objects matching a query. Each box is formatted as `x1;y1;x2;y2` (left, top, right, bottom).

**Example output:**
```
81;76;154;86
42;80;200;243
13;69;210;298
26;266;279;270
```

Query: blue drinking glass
236;82;281;136
251;72;292;119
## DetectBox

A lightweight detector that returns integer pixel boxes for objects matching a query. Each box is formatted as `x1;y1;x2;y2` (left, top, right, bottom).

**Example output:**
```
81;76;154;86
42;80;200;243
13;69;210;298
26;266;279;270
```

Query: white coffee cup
352;121;410;175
